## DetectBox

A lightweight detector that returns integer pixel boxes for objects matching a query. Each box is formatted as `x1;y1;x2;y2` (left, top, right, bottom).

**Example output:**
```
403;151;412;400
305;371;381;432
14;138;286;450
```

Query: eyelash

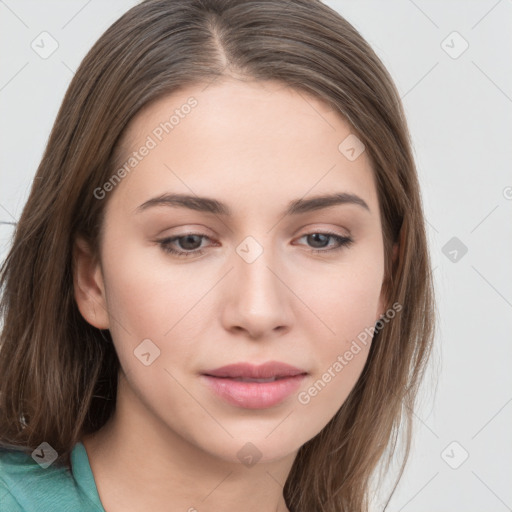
157;231;354;258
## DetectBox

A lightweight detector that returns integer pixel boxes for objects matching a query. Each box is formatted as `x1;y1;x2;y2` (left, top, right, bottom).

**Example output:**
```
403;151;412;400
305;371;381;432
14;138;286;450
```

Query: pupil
180;235;201;250
309;233;328;248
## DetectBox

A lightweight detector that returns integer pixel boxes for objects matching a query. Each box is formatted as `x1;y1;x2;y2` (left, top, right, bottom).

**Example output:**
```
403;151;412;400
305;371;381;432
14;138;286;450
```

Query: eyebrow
134;192;370;216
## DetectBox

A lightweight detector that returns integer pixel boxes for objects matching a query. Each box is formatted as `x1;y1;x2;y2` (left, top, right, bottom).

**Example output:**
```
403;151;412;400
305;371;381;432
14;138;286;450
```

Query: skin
74;77;394;512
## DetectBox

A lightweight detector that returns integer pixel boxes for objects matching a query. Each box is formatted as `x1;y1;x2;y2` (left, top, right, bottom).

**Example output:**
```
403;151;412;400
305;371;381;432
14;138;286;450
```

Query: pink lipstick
200;361;307;409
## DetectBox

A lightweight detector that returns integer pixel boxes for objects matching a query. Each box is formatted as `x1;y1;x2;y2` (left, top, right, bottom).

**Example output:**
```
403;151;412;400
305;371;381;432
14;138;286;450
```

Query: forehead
107;78;378;217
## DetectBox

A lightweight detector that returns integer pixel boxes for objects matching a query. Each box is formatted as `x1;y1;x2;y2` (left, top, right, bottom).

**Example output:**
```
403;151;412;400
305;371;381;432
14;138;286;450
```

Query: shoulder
1;466;23;510
0;445;72;511
0;443;105;512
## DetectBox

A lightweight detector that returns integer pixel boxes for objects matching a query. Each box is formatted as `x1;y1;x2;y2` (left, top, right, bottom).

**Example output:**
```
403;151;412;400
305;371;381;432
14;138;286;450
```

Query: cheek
292;253;383;424
101;237;189;334
298;252;384;344
295;339;370;439
100;239;217;380
99;246;210;422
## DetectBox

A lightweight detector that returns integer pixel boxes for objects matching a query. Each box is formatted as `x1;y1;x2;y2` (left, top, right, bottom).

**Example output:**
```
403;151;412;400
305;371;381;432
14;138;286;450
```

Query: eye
157;231;353;258
295;231;354;254
158;233;212;258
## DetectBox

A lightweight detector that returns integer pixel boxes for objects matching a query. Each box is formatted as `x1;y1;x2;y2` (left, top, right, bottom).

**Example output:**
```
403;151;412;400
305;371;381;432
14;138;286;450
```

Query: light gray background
1;1;511;511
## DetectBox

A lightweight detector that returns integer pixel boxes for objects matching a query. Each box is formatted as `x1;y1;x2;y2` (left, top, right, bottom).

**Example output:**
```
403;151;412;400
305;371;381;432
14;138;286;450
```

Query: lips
202;361;307;380
200;361;308;409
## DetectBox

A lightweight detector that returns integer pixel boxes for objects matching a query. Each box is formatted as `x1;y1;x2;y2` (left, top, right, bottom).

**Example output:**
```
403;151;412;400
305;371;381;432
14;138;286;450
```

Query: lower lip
200;374;306;409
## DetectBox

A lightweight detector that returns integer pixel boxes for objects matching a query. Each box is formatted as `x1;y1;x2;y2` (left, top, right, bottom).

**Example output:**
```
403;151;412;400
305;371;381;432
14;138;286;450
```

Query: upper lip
202;361;307;379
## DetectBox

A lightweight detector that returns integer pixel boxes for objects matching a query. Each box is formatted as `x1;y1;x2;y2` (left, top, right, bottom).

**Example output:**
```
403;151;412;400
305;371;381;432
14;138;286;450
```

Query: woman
0;0;436;510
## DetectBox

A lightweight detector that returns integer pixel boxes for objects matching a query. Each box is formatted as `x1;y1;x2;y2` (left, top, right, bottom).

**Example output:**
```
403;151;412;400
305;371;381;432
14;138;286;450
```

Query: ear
376;241;399;321
72;235;110;330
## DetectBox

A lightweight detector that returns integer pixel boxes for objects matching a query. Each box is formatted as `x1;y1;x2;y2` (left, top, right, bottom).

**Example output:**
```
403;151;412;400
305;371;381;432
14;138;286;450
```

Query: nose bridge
223;233;291;335
234;234;283;303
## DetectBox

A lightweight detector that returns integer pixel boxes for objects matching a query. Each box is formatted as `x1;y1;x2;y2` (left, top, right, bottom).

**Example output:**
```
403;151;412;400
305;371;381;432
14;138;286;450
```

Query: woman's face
76;78;388;464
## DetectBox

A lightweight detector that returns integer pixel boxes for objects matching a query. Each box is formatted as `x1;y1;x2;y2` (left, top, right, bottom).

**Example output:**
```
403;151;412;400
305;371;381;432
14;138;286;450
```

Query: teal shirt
0;442;105;511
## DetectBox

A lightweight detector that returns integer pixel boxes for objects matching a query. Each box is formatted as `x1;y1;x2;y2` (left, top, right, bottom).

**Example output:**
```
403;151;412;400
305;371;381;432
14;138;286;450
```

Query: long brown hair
0;1;436;510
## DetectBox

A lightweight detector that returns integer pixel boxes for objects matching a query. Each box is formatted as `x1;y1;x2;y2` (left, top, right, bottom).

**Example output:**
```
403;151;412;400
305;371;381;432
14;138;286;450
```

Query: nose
220;241;293;340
